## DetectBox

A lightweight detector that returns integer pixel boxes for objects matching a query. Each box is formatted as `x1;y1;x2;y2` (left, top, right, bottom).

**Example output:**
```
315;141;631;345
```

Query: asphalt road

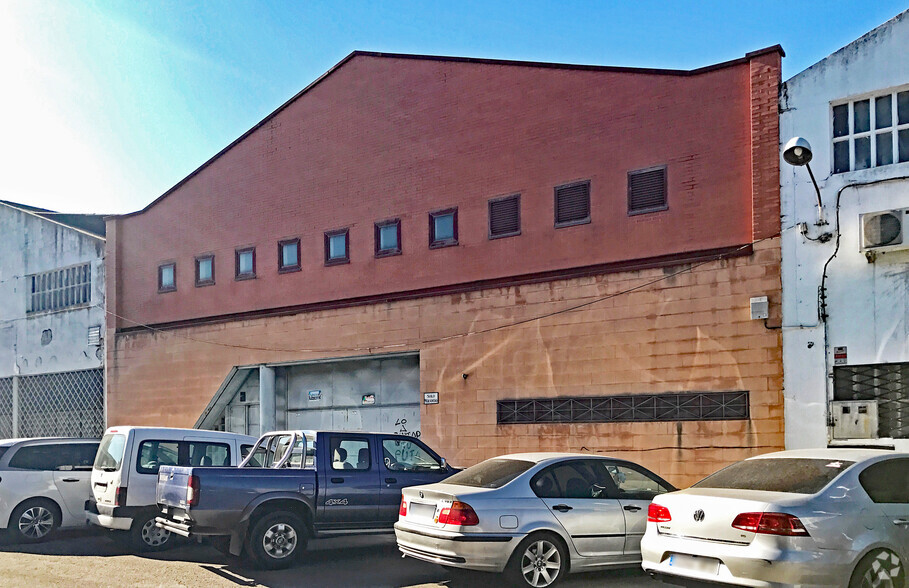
0;528;660;587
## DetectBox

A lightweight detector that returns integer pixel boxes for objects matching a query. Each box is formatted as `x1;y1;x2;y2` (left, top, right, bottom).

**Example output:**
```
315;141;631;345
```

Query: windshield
444;459;535;488
94;433;126;471
693;458;855;494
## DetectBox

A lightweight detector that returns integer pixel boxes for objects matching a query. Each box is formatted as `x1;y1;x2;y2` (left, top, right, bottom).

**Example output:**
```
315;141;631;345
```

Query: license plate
408;502;437;520
668;554;720;575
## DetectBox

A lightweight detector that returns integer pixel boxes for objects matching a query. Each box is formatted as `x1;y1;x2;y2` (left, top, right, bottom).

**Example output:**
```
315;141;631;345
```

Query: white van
86;426;256;551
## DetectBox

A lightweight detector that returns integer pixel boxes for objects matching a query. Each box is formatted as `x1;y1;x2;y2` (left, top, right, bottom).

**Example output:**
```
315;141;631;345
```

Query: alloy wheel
262;522;297;559
18;506;54;539
519;538;562;587
858;550;904;588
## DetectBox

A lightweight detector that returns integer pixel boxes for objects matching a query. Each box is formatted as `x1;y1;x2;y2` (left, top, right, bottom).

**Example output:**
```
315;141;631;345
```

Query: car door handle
552;504;573;512
894;519;909;526
385;478;397;484
61;478;80;483
624;505;642;512
331;477;344;483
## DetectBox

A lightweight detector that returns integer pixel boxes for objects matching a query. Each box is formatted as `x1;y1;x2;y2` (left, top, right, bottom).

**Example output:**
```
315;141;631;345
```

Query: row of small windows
26;263;92;313
156;168;667;292
832;88;909;174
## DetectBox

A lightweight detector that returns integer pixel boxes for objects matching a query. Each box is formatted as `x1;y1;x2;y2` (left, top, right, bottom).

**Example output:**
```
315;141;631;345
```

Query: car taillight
731;512;810;536
437;501;479;526
187;475;200;507
648;503;671;523
399;497;407;517
115;486;127;507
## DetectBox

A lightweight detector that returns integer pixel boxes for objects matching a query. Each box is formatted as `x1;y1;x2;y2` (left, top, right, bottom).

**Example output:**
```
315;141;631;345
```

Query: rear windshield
694;458;855;494
444;459;535;488
94;433;127;471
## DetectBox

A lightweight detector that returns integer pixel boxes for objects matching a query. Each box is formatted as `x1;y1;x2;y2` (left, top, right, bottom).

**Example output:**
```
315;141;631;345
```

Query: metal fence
834;363;909;439
0;368;104;439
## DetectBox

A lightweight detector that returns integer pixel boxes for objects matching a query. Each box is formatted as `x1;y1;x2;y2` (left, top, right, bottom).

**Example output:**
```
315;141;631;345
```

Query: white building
781;10;909;449
0;201;106;437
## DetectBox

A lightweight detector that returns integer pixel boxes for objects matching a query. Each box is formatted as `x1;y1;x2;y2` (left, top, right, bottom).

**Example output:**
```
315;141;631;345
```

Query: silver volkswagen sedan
641;448;909;588
394;452;674;587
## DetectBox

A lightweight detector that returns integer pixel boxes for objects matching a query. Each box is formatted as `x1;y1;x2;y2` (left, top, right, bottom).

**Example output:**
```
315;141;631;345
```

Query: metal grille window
554;181;591;227
832;88;909;174
27;263;91;314
834;363;909;438
497;391;749;424
489;194;521;239
628;166;668;215
17;368;104;437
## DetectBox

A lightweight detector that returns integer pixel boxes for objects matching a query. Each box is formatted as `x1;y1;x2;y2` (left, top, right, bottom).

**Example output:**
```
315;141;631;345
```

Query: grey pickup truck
155;430;455;568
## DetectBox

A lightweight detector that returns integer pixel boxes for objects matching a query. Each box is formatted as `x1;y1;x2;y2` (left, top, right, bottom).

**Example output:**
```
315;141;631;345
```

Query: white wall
780;11;909;449
0;205;106;378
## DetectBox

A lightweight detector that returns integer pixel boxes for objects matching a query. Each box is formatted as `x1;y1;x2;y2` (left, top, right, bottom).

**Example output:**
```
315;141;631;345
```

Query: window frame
26;262;93;313
194;254;215;287
429;207;459;249
374;218;402;258
324;228;350;266
553;180;592;228
831;87;909;174
235;246;256;281
488;193;522;240
277;238;301;274
158;262;177;293
627;165;668;216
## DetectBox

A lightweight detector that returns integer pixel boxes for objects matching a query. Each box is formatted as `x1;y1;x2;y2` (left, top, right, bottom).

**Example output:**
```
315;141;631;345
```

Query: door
858;458;909;561
92;432;128;508
132;439;180;507
531;459;626;558
378;436;451;523
317;434;380;529
598;461;673;555
51;443;99;521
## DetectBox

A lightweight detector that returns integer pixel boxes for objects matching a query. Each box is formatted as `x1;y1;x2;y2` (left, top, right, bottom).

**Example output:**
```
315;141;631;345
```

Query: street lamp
783;137;827;225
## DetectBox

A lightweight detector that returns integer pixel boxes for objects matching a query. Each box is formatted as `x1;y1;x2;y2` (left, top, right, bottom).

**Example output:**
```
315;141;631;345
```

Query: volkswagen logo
693;509;706;522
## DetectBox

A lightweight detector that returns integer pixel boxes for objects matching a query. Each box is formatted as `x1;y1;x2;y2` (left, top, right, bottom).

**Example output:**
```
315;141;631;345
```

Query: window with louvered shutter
488;194;521;239
628;166;668;214
554;180;591;227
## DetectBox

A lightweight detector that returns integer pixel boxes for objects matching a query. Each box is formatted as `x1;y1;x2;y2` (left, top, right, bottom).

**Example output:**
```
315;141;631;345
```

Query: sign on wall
834;346;848;366
423;392;439;405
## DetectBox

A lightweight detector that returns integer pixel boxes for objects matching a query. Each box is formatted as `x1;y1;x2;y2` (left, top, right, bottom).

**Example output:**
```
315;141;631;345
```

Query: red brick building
106;48;784;486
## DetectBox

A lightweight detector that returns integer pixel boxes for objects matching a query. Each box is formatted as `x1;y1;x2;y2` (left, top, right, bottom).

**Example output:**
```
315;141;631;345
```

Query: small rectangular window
554;180;591;227
429;208;458;248
833;103;849;138
854;136;871;170
278;239;301;273
899;91;909;125
877;132;894;166
324;228;350;265
158;262;176;293
195;255;215;287
628;166;667;214
488;194;521;239
374;219;401;257
26;262;92;311
876;96;893;129
853;99;871;134
137;440;180;475
235;247;256;280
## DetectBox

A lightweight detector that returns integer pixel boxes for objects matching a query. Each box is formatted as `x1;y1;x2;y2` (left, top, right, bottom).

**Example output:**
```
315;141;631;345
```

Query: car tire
8;499;60;543
849;548;906;588
504;532;568;588
130;510;173;552
246;511;307;570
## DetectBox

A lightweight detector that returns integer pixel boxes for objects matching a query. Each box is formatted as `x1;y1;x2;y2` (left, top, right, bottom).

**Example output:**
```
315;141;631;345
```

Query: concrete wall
780;10;909;449
0;204;106;378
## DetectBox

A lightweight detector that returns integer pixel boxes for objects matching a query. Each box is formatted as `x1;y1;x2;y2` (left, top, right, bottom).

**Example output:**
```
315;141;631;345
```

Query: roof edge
118;45;784;221
0;201;106;241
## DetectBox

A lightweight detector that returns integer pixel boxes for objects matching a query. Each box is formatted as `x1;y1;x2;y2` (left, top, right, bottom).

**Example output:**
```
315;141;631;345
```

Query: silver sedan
394;452;674;587
641;448;909;588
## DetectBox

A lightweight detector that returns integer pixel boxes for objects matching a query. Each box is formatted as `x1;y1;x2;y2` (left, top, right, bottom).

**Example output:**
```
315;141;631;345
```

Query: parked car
395;452;675;587
641;448;909;588
156;430;456;569
0;437;100;543
85;426;256;551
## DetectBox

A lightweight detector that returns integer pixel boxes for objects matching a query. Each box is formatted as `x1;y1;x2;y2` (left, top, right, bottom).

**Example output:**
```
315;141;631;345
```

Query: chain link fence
0;368;104;439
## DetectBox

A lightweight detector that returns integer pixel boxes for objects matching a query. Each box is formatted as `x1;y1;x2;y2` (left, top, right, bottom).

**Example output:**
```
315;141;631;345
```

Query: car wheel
8;499;59;543
850;549;906;588
246;511;307;570
505;533;568;588
130;510;172;552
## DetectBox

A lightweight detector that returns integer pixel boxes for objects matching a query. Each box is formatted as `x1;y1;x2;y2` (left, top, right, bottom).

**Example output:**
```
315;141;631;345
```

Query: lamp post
783;136;827;226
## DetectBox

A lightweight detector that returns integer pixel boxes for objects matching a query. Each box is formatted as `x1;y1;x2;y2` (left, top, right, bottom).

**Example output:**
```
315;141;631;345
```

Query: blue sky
1;1;906;214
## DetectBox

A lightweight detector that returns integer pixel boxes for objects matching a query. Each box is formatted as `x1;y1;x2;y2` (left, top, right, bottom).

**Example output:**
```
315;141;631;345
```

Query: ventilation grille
834;363;909;438
489;195;521;238
555;181;591;226
628;167;667;213
497;391;749;424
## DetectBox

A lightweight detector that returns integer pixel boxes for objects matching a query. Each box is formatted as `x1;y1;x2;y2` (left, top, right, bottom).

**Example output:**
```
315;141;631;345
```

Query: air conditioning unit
860;209;909;252
830;400;878;439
